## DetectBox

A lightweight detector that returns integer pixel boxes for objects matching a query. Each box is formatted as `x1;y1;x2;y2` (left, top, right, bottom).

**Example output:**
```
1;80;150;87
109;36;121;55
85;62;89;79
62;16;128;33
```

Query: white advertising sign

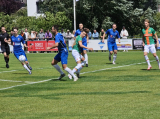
116;39;133;50
68;39;108;51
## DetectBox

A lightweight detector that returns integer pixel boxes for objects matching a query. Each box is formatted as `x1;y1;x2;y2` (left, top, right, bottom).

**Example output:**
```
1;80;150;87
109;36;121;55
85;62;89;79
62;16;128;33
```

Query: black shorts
1;46;10;55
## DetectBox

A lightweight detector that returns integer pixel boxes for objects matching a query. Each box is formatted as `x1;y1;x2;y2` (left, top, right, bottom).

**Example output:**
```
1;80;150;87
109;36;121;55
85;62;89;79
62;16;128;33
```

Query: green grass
0;51;160;119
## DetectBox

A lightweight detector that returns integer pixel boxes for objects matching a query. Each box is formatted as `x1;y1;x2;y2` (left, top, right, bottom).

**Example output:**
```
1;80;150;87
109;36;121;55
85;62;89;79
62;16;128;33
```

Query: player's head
144;19;150;28
79;23;83;30
81;28;89;38
112;23;117;30
52;25;58;35
1;27;6;33
13;27;18;36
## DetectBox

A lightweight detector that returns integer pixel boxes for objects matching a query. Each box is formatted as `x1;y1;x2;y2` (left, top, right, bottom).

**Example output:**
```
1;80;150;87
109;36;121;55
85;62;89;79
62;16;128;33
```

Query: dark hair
13;27;18;30
52;25;59;31
79;23;83;25
83;28;89;33
112;23;117;26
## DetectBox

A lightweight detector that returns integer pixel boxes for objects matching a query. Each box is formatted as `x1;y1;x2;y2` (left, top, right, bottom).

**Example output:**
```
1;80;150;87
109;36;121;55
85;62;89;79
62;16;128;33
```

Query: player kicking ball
102;24;120;64
68;29;93;81
142;19;160;70
74;23;89;67
47;25;78;81
5;27;32;74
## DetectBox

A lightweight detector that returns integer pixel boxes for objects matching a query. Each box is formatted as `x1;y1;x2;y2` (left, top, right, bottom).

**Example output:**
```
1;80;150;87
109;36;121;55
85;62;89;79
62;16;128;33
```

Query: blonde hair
144;19;150;23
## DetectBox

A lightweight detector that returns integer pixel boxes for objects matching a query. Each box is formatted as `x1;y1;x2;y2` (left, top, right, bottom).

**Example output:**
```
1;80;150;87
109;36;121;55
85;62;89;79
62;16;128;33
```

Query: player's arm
47;43;58;50
117;32;121;43
78;41;93;51
102;32;106;43
86;34;89;43
154;33;159;47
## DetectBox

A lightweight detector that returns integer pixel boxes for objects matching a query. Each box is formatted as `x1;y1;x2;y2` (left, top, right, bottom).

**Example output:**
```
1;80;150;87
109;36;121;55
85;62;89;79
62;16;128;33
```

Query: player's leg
61;51;78;81
83;50;88;67
150;44;160;69
3;52;9;68
52;53;65;80
144;45;151;70
108;42;113;62
22;51;32;70
113;43;118;64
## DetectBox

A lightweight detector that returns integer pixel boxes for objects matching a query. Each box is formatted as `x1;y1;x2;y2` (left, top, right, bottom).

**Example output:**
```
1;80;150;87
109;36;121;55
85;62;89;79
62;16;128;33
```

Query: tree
0;0;22;15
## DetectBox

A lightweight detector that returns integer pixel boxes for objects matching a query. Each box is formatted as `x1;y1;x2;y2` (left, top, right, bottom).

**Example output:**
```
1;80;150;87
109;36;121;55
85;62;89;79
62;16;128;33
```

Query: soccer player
0;27;10;68
102;24;121;64
142;19;160;70
5;27;32;74
69;29;93;81
46;25;78;81
74;23;89;67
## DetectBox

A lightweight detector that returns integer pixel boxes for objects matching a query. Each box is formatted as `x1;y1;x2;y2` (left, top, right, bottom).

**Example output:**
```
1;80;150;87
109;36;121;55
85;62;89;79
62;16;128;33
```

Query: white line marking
0;60;155;91
0;79;23;83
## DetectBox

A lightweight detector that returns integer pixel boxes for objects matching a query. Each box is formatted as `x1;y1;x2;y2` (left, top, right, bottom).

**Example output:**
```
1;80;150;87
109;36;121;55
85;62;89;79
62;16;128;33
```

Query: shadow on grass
0;67;6;68
141;69;159;70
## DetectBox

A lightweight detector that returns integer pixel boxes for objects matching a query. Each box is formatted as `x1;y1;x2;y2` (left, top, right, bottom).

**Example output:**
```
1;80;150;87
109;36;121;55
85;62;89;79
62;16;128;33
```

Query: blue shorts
54;51;68;65
108;42;118;52
80;42;87;52
14;49;28;61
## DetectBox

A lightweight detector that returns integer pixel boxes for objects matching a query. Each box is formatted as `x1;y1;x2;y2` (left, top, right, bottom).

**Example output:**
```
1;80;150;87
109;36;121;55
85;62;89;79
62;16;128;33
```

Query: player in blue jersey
74;23;89;67
102;24;121;64
5;27;32;74
47;25;78;81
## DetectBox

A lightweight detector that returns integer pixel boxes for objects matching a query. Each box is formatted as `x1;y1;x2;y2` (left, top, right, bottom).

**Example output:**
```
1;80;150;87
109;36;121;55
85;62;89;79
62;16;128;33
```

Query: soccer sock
4;57;8;64
81;61;86;66
23;64;31;73
72;63;82;73
144;55;151;66
26;62;29;67
77;66;83;73
53;64;64;75
113;54;117;62
65;67;77;78
155;55;159;64
84;54;88;64
109;52;111;57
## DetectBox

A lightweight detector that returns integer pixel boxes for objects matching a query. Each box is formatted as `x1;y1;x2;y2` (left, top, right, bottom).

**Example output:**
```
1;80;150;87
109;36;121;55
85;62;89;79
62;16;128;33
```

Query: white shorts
144;44;156;54
72;49;81;62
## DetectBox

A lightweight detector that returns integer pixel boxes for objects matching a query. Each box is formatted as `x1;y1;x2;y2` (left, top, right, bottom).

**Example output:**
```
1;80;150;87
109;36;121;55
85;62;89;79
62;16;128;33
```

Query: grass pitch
0;51;160;119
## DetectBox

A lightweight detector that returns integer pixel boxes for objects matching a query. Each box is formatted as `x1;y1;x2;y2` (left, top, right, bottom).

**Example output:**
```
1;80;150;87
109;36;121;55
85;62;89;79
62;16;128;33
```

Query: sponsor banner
68;39;108;51
116;39;133;50
27;41;58;51
157;39;160;49
133;39;143;50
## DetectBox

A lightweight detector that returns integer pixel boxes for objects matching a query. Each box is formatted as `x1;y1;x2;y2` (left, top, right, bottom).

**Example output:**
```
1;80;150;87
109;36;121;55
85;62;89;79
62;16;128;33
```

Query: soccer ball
19;55;26;62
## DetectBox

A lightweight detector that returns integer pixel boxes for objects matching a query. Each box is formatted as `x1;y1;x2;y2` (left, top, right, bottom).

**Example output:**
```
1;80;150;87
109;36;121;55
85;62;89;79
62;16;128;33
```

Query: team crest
18;38;20;41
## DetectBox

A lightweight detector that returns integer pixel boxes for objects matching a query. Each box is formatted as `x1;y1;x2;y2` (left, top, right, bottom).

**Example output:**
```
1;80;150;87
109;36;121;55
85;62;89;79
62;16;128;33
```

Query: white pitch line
0;79;23;83
0;60;155;91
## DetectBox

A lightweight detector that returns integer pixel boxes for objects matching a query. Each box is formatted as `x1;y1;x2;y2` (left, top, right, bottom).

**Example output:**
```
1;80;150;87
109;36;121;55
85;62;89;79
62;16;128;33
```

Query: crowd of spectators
18;26;128;42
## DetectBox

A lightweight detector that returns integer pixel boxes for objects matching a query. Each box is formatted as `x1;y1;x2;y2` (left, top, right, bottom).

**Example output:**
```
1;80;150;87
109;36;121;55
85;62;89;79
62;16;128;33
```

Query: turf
0;51;160;119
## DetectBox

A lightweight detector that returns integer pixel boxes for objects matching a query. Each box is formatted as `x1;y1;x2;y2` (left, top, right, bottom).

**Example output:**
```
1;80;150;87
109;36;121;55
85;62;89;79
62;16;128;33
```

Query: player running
0;27;10;68
68;29;93;81
74;23;89;67
102;24;121;64
142;19;160;70
5;27;32;74
47;25;78;81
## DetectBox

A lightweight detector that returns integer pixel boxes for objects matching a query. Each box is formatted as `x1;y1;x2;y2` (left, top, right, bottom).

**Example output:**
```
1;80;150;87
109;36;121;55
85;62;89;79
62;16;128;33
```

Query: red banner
27;41;58;51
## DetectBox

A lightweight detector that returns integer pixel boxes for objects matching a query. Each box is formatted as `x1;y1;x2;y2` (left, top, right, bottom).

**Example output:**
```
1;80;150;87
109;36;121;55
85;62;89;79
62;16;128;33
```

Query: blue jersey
74;29;87;43
55;33;67;53
11;35;25;51
106;29;120;43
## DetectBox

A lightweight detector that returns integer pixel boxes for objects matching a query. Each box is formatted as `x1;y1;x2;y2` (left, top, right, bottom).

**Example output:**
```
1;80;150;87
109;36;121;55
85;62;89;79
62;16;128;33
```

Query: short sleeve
117;31;120;38
55;35;60;43
105;30;109;34
74;30;78;37
152;28;156;35
78;37;82;42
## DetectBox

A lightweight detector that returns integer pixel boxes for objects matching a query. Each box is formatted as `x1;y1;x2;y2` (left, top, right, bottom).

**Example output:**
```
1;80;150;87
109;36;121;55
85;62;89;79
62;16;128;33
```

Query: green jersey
73;35;82;53
142;27;156;45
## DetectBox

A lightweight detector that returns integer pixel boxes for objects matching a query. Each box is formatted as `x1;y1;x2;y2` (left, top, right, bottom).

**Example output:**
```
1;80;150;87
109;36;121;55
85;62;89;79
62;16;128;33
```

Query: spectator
30;31;36;41
24;28;30;41
92;30;99;39
120;26;129;39
20;30;26;40
71;30;75;40
37;29;45;40
120;26;129;52
60;29;66;38
45;30;52;40
100;29;106;39
65;30;72;39
87;30;92;39
10;31;14;37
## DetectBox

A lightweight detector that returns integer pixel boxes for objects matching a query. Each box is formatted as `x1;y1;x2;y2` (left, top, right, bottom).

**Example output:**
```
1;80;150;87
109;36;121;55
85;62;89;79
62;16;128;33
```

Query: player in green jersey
142;19;160;70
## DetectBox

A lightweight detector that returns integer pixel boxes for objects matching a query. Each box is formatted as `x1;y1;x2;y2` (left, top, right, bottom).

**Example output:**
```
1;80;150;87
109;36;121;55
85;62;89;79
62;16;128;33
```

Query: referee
0;27;10;68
